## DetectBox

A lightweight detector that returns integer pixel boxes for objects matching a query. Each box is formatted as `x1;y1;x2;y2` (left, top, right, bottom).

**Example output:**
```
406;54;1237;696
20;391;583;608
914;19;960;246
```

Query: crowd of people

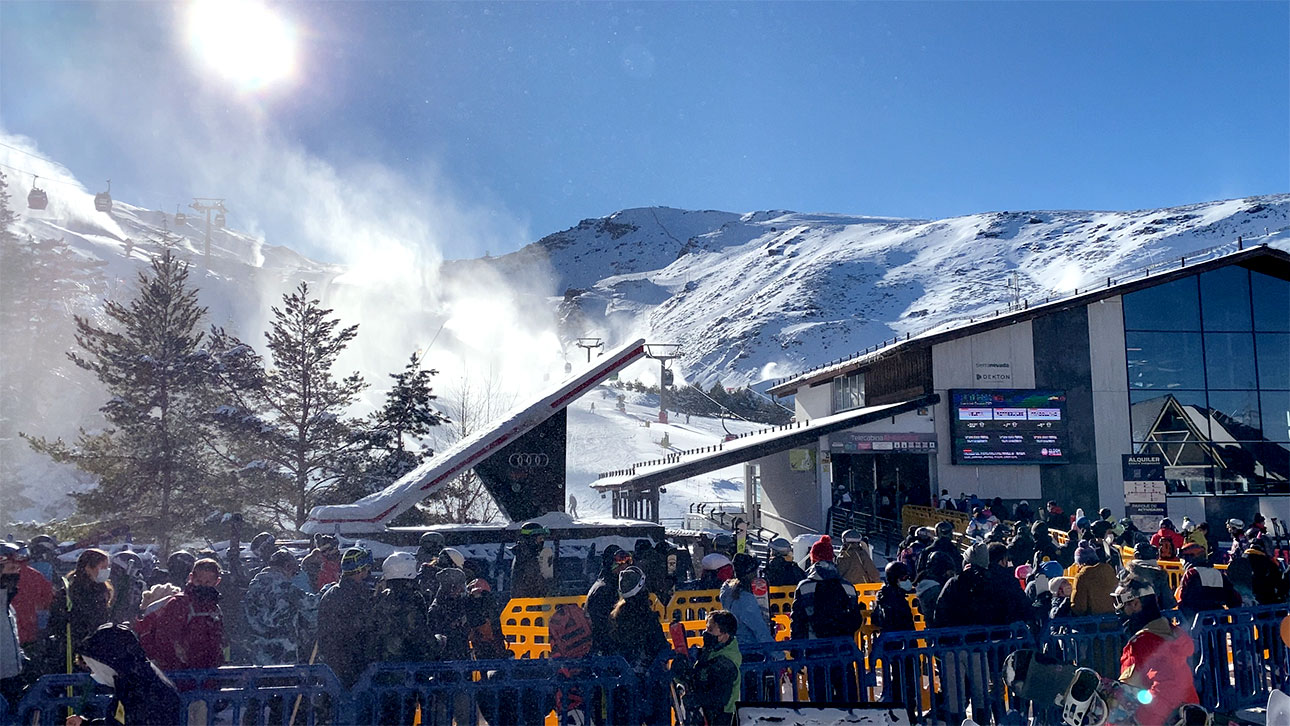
1;501;1287;725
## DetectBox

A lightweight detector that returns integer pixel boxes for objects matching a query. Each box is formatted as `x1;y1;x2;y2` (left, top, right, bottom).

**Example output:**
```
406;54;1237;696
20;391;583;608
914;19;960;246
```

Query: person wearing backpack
1150;518;1184;561
789;559;862;640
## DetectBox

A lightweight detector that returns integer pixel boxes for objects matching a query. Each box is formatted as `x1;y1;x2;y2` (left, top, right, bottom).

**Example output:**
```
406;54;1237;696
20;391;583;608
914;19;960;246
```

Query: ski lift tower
575;336;603;363
644;343;681;424
189;198;227;264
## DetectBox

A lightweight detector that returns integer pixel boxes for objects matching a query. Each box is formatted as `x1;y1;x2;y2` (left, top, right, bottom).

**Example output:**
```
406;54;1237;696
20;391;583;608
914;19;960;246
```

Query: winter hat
1074;543;1100;566
618;566;646;598
79;623;151;677
1074;516;1091;532
964;542;989;569
914;579;940;601
1090;520;1112;540
809;535;835;563
1038;560;1064;580
1048;576;1073;597
732;552;758;579
1014;564;1033;582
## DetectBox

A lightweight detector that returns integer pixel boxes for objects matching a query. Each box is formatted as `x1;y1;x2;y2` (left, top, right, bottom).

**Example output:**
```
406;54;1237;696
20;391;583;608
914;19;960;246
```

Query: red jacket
135;589;224;672
1119;619;1200;725
12;565;53;644
316;558;340;591
1150;529;1185;560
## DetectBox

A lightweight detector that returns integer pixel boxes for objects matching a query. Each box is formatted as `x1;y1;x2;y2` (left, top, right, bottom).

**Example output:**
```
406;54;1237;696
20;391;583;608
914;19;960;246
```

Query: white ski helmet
440;547;465;569
700;552;731;572
382;551;418;580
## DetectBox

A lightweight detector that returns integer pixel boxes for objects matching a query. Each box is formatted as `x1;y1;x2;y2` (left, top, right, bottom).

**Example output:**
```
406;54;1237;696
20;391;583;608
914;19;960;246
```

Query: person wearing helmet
27;535;58;583
317;548;375;687
764;538;806;587
372;552;441;664
465;578;508;660
1245;534;1289;605
897;527;934;574
713;533;736;559
1112;578;1201;725
243;549;314;666
1176;542;1242;616
719;553;773;647
510;522;551;598
681;552;733;591
966;506;997;541
165;551;196;589
109;551;145;626
135;558;225;673
1225;519;1249;562
586;545;632;654
427;566;472;663
416;531;445;566
918;521;963;575
1025;560;1066;621
836;530;880;585
1150;518;1185;561
0;542;25;703
1123;543;1176;611
872;561;916;633
609;566;669;723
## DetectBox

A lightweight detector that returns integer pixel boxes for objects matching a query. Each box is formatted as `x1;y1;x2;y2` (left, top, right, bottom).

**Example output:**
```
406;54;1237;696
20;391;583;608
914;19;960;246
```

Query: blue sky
2;1;1286;261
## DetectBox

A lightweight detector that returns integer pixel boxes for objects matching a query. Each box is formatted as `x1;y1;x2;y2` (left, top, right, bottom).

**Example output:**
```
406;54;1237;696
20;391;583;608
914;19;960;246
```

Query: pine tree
212;282;367;528
23;251;217;549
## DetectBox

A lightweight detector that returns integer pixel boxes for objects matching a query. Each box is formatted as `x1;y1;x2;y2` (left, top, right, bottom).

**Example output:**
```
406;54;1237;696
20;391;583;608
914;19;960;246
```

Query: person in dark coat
1246;536;1289;605
871;562;915;633
610;567;669;724
1044;501;1068;532
1013;500;1035;524
585;546;631;655
764;538;806;587
1176;542;1242;616
917;521;962;575
509;522;551;597
55;549;113;662
464;578;508;660
1007;526;1036;572
372;552;441;663
790;561;862;640
317;548;375;688
633;539;668;603
65;623;182;726
428;567;472;661
932;543;996;628
986;543;1033;624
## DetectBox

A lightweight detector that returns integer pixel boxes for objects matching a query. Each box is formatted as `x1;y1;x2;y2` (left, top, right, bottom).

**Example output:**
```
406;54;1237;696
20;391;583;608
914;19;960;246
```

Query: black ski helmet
884;560;910;584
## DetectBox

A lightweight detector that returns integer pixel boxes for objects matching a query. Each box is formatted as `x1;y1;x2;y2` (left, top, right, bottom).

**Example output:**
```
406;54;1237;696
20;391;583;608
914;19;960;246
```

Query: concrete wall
1087;296;1133;518
749;449;825;537
795;381;832;420
931;320;1043;500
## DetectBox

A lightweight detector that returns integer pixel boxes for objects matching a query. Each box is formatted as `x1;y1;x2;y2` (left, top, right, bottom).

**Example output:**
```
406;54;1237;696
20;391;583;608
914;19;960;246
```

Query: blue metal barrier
872;623;1033;725
10;674;111;726
738;637;872;705
1043;613;1125;678
168;665;345;726
1190;602;1290;714
350;656;640;726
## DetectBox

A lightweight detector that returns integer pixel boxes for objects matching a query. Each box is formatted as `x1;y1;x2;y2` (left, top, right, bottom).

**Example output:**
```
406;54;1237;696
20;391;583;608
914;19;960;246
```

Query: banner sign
1123;453;1167;532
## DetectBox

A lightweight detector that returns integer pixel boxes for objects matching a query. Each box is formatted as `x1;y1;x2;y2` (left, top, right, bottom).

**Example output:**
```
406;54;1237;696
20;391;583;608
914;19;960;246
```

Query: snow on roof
302;338;648;535
592;394;937;493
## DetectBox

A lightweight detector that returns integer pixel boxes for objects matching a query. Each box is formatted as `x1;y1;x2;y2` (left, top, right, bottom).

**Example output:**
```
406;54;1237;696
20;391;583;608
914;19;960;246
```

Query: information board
949;389;1069;464
1123;453;1167;533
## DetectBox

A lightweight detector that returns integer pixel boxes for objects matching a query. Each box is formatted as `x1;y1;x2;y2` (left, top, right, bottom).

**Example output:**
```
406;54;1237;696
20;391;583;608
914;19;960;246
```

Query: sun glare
186;0;297;92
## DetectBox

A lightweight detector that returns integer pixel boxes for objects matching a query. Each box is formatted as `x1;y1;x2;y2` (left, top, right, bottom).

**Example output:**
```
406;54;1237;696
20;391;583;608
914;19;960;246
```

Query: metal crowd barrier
350;656;639;726
1190;602;1290;713
168;665;346;726
737;637;871;705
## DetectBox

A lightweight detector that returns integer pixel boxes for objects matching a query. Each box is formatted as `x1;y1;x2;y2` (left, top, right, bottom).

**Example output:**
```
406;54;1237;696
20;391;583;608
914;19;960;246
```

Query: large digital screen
950;389;1069;465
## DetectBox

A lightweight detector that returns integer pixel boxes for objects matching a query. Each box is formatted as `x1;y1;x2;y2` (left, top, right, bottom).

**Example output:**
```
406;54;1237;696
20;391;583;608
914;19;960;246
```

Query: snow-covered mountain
484;197;1290;388
4;175;1289;523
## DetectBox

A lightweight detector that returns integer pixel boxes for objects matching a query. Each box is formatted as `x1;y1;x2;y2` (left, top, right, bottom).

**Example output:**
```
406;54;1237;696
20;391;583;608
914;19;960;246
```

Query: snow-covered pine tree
23;250;218;550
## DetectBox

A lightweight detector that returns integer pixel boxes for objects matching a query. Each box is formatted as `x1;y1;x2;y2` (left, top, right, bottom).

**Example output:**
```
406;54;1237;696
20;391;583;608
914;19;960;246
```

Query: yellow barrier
902;504;969;533
500;595;589;659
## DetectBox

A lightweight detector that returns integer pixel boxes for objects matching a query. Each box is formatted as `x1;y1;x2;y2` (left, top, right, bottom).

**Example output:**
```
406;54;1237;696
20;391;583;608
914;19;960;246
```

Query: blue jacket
719;580;773;647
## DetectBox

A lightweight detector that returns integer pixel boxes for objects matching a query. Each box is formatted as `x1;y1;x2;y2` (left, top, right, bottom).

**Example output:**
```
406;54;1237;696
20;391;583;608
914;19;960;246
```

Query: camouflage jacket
242;568;316;665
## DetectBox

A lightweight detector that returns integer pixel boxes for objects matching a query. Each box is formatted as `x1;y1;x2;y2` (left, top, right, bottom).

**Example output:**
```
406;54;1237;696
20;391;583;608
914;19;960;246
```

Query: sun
186;0;297;92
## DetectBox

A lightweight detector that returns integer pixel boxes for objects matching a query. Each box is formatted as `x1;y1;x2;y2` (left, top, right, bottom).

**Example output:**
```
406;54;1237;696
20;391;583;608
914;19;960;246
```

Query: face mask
702;632;720;649
899;580;914;592
189;584;220;603
82;656;117;688
94;567;111;584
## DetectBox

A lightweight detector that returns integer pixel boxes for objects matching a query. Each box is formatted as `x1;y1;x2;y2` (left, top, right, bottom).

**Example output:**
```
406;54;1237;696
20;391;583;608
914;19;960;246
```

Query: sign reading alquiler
1123;453;1167;533
949;389;1070;465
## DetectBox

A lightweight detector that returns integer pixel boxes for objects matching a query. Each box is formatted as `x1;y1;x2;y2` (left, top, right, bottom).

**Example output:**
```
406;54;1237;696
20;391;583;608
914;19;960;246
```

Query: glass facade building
1124;266;1289;493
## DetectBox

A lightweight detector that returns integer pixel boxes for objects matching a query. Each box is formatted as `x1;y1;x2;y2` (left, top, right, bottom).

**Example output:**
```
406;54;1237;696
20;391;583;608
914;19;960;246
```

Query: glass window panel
1207;390;1261;437
1251;270;1290;332
1256;333;1289;390
1131;390;1209;442
1200;266;1252;331
1123;275;1200;331
1126;332;1205;389
1261;390;1290;442
1203;332;1257;389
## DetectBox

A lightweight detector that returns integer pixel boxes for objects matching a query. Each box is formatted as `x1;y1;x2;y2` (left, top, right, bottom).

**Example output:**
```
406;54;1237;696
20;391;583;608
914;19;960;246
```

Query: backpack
549;603;593;659
1156;536;1177;561
809;579;863;638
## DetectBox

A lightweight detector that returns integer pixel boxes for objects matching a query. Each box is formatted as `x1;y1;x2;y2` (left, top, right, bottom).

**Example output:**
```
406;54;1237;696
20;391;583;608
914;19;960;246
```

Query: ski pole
289;640;320;726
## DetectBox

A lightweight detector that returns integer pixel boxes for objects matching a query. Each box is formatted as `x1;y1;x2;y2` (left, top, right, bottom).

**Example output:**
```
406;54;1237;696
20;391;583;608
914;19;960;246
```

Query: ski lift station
594;244;1290;540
